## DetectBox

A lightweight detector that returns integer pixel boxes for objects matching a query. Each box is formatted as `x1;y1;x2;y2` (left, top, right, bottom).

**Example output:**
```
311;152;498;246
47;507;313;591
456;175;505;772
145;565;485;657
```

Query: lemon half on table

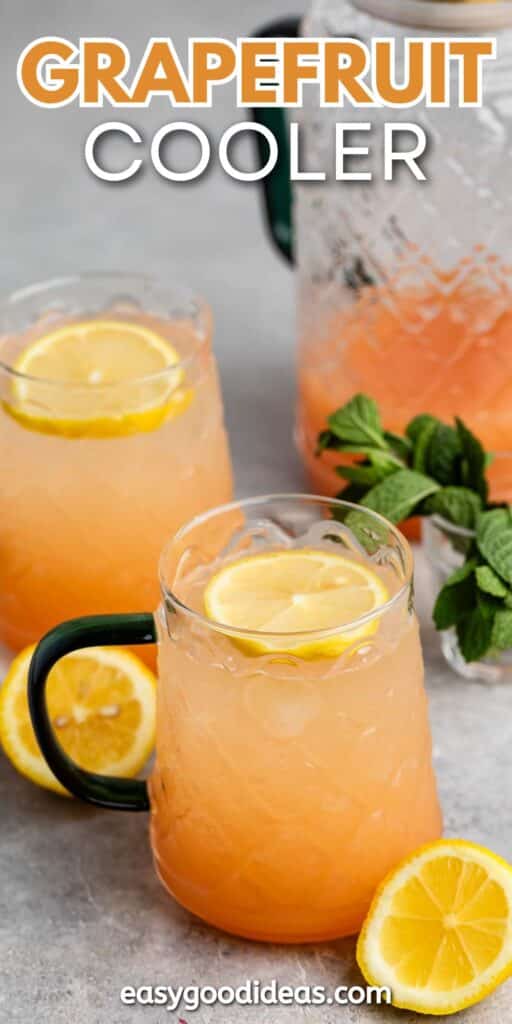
4;319;193;439
0;645;157;796
357;838;512;1016
203;548;389;658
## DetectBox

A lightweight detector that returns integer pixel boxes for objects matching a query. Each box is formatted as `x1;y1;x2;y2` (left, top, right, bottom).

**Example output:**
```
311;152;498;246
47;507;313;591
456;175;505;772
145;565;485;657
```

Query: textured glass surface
150;496;441;942
296;1;512;499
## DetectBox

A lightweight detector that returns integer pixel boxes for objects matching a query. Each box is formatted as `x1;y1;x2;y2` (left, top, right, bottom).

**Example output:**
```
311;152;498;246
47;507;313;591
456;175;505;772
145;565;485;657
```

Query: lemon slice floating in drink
204;548;389;658
4;319;193;438
0;645;156;796
357;838;512;1016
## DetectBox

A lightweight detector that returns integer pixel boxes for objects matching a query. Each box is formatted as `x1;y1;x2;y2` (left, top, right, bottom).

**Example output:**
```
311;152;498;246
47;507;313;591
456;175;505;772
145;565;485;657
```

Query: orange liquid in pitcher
150;549;442;943
299;259;512;501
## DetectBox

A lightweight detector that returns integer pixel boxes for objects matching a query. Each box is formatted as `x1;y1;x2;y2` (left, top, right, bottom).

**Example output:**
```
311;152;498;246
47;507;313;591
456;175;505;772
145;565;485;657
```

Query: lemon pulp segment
4;319;193;438
203;548;389;657
0;645;157;796
357;838;512;1016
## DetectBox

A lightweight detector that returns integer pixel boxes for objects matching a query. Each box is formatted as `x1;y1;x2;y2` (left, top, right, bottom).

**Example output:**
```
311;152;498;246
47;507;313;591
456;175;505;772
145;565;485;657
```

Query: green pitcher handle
252;16;302;264
28;613;156;811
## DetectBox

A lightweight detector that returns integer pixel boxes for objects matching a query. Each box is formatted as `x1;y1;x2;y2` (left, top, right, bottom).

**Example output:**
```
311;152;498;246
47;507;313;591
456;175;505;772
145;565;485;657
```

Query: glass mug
29;495;442;943
253;0;512;502
0;273;233;653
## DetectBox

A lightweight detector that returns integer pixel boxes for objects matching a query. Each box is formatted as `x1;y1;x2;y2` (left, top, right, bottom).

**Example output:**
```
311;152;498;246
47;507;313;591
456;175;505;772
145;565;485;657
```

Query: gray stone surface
1;2;512;1022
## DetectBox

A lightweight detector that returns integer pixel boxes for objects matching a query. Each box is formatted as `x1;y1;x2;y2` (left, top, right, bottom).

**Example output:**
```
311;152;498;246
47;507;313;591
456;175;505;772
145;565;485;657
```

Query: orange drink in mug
28;495;442;942
0;273;233;652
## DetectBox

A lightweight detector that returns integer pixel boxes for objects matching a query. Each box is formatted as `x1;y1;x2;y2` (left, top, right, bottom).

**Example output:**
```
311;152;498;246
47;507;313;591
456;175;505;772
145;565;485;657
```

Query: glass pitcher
254;0;512;502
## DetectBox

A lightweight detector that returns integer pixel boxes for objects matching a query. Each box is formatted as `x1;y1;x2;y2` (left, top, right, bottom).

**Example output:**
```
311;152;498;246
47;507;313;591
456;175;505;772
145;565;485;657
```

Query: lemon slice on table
203;548;389;658
0;645;156;796
4;319;193;438
357;838;512;1016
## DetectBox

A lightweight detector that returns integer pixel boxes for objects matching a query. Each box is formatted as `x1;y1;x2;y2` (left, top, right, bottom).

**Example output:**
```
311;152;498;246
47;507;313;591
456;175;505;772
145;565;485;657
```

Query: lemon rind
3;386;194;440
203;548;389;659
13;319;179;377
5;319;193;439
0;645;157;798
356;838;512;1016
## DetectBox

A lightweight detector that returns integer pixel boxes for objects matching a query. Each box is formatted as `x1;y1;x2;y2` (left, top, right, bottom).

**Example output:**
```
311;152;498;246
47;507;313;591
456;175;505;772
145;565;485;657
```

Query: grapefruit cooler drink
0;274;233;651
150;495;442;942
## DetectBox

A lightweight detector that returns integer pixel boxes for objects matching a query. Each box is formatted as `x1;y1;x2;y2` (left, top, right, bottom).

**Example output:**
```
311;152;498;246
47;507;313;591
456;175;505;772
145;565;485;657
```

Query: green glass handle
252;16;302;264
28;613;157;811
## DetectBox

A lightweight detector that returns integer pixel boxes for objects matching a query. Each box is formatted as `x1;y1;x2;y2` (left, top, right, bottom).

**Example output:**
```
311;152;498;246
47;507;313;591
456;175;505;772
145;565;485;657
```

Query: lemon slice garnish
357;838;512;1016
0;645;157;796
203;548;389;658
4;319;193;438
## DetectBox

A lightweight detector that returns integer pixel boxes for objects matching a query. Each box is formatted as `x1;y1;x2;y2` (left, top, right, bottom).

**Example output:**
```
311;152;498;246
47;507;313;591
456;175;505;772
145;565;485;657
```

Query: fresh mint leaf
383;430;412;462
362;469;439;524
327;394;386;450
406;413;439;445
422;487;482;530
457;605;495;662
368;450;405;471
433;574;475;629
444;559;477;587
336;463;381;487
343;507;390;555
427;424;462;486
478;507;511;531
336;459;395;488
456;418;488;503
330;444;382;455
412;420;439;474
331;445;403;468
475;565;508;599
492;609;512;650
477;508;512;585
477;591;502;621
504;590;512;611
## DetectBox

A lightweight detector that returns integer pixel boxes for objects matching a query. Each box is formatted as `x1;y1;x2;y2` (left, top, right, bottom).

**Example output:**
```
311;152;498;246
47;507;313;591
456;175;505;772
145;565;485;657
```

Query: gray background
1;3;511;1023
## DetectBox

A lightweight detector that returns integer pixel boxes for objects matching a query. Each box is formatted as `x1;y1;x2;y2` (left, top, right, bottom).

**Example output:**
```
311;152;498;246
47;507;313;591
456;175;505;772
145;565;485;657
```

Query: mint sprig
317;393;511;664
433;537;512;662
318;393;487;531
